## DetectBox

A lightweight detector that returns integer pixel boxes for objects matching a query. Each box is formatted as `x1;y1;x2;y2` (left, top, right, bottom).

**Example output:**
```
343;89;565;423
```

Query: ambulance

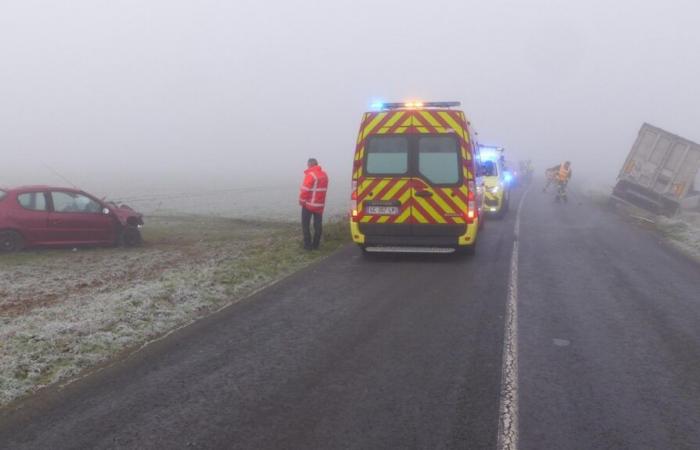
479;146;511;217
349;101;484;254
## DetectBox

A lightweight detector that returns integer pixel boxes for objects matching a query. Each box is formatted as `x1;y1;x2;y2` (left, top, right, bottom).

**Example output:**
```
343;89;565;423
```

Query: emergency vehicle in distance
479;146;511;217
350;101;484;254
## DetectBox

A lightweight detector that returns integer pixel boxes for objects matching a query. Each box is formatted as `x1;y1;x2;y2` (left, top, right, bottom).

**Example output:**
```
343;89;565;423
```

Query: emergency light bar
478;145;505;162
371;101;461;110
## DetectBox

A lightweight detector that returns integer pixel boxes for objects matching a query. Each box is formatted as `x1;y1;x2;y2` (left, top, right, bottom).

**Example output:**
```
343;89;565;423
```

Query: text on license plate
366;205;400;215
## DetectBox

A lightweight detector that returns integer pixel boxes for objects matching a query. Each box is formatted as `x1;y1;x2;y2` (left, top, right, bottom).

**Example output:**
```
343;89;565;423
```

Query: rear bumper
612;180;680;216
350;220;478;248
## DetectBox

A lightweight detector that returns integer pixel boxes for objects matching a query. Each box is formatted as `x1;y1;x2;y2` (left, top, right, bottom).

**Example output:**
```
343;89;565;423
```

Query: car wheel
0;230;24;253
121;226;143;247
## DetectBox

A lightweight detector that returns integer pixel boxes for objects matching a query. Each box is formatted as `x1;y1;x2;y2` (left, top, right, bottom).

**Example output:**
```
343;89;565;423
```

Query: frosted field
109;183;351;221
0;216;348;408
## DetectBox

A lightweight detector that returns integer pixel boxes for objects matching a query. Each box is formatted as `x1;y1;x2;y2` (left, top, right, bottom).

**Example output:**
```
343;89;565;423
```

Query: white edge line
497;186;530;450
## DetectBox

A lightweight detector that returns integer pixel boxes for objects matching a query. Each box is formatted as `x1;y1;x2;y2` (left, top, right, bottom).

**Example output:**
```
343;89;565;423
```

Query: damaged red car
0;186;144;252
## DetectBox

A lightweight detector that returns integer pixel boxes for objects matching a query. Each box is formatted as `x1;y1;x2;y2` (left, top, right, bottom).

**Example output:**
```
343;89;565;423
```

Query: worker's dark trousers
301;207;323;249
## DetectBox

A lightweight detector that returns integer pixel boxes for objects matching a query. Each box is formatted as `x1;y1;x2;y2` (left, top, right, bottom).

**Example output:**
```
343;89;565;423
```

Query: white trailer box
612;123;700;216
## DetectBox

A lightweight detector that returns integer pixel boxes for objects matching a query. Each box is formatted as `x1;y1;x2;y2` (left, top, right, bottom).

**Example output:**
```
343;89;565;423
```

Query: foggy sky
2;0;699;195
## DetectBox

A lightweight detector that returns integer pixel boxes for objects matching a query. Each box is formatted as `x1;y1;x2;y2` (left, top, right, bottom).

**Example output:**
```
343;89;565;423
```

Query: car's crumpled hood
107;202;143;226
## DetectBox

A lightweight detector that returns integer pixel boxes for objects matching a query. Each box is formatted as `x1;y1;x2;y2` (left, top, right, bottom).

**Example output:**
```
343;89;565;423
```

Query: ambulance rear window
366;136;409;175
418;136;460;184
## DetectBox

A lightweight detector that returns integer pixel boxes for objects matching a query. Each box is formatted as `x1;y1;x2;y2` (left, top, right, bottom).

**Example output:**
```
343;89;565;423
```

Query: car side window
17;192;48;211
51;192;102;213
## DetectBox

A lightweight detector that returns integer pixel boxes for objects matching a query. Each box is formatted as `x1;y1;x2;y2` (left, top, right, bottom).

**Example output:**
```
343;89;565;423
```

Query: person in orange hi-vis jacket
298;158;329;250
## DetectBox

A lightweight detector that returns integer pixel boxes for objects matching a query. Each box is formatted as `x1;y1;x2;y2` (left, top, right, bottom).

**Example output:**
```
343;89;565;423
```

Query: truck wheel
0;230;24;252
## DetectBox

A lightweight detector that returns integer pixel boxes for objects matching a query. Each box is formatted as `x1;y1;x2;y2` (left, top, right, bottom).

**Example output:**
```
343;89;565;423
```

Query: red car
0;186;144;252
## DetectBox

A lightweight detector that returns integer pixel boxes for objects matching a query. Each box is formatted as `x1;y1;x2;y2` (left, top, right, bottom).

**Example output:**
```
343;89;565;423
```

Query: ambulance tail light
467;201;476;221
351;180;359;221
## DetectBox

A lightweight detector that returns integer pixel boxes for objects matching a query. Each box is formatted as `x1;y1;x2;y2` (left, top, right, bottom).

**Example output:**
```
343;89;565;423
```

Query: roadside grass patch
215;218;349;296
656;212;700;262
0;215;350;408
583;188;700;263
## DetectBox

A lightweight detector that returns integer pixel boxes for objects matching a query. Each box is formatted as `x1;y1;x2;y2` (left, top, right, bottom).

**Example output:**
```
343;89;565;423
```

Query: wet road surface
1;183;699;449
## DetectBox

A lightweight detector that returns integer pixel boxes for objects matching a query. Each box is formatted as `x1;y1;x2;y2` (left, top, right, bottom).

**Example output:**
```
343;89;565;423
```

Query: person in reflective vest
299;158;329;250
543;161;572;192
557;161;572;183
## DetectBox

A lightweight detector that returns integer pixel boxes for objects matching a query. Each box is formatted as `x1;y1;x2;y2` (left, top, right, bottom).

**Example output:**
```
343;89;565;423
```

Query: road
1;182;699;449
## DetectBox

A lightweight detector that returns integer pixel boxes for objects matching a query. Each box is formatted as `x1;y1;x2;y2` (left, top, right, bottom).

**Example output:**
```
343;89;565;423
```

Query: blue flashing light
368;100;461;111
503;171;514;184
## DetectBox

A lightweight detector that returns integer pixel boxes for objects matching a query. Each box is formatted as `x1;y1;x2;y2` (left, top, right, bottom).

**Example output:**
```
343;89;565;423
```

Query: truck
612;123;700;216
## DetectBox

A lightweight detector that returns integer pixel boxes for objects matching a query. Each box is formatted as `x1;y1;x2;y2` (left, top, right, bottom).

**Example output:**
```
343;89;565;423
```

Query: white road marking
497;186;530;450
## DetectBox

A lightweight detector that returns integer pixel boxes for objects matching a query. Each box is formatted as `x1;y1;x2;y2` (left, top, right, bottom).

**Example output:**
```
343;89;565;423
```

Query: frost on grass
0;257;228;406
657;212;700;262
0;216;344;407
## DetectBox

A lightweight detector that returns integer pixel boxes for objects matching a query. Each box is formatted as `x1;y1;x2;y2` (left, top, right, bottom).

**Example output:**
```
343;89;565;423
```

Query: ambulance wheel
457;241;476;256
458;245;476;256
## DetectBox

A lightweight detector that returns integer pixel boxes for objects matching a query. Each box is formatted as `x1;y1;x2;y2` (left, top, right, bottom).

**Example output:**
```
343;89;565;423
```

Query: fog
2;0;699;205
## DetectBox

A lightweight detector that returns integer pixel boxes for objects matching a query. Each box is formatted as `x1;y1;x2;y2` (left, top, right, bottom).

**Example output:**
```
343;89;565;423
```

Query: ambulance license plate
366;205;399;215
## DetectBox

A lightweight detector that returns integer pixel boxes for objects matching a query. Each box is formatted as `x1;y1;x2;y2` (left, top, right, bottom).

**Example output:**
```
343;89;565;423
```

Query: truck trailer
612;123;700;216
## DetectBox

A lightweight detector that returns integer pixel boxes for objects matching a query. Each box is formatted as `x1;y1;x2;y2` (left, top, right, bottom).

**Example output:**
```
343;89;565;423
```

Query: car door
48;191;115;245
14;191;51;244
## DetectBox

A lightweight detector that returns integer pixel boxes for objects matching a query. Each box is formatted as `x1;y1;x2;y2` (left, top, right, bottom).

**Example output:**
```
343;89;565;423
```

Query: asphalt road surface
1;182;699;450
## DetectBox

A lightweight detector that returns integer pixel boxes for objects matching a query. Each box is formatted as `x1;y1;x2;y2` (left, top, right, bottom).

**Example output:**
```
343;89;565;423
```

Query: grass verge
0;215;350;408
